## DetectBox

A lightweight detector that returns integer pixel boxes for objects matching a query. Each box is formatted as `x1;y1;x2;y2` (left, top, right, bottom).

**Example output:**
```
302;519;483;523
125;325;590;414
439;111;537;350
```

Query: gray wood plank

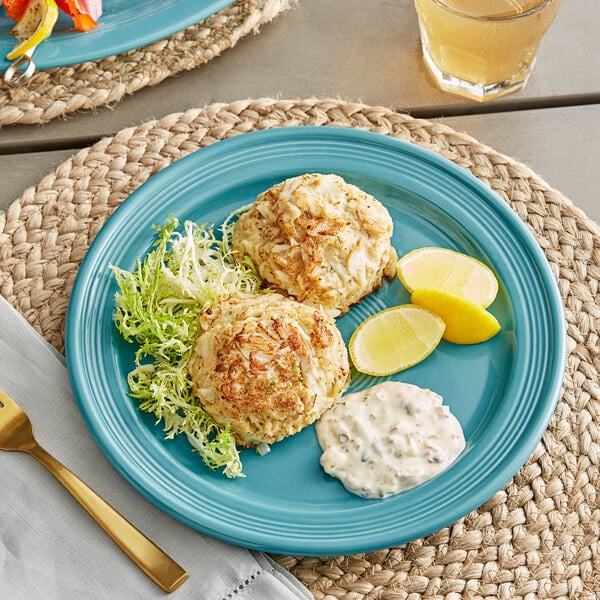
0;0;598;149
436;104;600;226
0;149;76;211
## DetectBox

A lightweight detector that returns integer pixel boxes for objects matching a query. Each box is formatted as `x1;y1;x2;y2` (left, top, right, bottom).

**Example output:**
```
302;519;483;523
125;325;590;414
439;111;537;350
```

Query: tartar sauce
316;381;465;499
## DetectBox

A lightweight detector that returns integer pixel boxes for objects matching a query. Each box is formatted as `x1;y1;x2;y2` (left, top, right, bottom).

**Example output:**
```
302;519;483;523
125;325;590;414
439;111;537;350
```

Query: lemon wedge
6;0;59;61
397;247;498;308
411;288;501;345
348;305;445;376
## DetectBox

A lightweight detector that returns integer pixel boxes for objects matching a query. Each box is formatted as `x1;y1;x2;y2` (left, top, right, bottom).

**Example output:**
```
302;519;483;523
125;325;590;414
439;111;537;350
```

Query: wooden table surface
1;0;599;224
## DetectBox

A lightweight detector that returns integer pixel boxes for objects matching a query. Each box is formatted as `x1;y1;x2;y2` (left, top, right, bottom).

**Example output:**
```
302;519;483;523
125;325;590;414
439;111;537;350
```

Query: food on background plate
316;381;465;499
396;246;498;307
187;291;350;449
56;0;102;30
231;173;397;316
2;0;102;62
3;0;58;61
348;304;445;376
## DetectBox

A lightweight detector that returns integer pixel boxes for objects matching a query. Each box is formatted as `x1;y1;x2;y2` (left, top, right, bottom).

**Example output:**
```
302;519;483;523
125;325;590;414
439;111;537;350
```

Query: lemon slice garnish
349;305;445;376
397;247;498;308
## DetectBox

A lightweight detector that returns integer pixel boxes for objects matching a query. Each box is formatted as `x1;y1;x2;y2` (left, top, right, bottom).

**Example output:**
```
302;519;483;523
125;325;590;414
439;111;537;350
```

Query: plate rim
65;126;567;555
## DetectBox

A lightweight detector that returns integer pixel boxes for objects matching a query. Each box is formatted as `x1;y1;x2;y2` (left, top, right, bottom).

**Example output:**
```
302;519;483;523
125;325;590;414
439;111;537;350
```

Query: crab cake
231;173;397;315
187;291;350;448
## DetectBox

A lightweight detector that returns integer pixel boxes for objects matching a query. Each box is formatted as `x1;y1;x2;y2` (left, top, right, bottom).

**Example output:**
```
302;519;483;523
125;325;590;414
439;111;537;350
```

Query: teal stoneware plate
0;0;235;71
66;127;566;556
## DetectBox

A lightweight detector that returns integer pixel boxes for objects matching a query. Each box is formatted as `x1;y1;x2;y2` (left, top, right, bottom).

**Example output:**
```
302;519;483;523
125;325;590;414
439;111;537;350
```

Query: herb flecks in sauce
316;381;465;499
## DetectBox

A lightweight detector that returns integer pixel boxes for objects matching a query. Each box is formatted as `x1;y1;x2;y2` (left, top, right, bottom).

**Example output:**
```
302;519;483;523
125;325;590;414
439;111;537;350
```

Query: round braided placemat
0;0;296;126
1;98;598;600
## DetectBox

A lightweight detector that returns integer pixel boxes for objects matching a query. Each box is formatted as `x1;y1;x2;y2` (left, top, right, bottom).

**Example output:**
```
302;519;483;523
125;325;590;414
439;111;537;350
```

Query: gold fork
0;389;188;593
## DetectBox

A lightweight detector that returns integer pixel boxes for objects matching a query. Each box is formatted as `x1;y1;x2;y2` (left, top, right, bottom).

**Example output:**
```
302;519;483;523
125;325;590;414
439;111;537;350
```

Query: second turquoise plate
66;126;566;556
0;0;235;70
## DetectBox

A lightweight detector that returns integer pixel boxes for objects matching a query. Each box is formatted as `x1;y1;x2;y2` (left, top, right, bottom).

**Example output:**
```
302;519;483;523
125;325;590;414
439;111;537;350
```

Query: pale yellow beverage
414;0;560;101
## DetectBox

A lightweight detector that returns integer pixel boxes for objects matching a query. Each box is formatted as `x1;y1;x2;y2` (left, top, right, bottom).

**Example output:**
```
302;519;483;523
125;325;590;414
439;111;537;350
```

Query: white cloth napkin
0;295;312;600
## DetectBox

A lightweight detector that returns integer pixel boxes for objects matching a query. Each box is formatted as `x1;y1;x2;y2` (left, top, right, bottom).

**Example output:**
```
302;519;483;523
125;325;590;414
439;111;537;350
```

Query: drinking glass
413;0;560;102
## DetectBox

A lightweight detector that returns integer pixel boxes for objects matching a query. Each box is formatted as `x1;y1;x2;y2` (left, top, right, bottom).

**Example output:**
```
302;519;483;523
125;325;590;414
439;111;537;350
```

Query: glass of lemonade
413;0;560;102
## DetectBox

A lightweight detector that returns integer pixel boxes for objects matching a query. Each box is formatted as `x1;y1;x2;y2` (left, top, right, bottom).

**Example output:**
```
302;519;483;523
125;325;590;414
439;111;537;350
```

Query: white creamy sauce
316;381;465;499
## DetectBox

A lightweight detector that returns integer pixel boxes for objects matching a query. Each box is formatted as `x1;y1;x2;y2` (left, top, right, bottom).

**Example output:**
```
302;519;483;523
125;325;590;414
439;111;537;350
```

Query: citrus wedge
411;288;501;345
349;305;445;376
6;0;59;61
397;247;498;308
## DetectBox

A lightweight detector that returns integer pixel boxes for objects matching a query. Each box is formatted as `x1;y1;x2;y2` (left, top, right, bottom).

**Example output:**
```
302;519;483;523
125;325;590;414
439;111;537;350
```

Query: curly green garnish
111;215;260;477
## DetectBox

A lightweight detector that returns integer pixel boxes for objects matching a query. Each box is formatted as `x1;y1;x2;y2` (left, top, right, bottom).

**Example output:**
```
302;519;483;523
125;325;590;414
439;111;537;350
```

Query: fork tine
0;388;20;416
0;389;36;451
0;389;23;414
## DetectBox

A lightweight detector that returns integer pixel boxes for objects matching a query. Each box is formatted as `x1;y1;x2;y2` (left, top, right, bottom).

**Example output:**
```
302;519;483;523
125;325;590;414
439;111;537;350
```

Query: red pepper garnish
55;0;98;31
3;0;32;20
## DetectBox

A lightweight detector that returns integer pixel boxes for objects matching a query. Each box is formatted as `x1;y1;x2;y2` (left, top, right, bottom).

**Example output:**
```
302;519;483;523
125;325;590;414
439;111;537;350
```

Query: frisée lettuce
111;214;260;478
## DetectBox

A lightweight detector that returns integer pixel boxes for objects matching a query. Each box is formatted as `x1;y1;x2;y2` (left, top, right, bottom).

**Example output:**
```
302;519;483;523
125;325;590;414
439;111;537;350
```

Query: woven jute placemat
0;98;598;600
0;0;296;126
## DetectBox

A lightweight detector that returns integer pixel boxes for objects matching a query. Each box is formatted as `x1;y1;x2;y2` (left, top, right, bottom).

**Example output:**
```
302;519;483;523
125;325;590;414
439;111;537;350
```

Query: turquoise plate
1;0;235;70
66;127;566;556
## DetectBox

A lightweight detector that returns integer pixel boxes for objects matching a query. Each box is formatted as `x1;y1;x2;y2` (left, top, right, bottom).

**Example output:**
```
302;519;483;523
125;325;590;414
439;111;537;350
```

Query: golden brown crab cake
231;173;397;316
187;291;350;448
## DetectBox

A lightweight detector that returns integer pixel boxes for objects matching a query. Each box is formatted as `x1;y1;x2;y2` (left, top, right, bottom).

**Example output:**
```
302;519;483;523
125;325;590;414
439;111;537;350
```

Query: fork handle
27;442;189;593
